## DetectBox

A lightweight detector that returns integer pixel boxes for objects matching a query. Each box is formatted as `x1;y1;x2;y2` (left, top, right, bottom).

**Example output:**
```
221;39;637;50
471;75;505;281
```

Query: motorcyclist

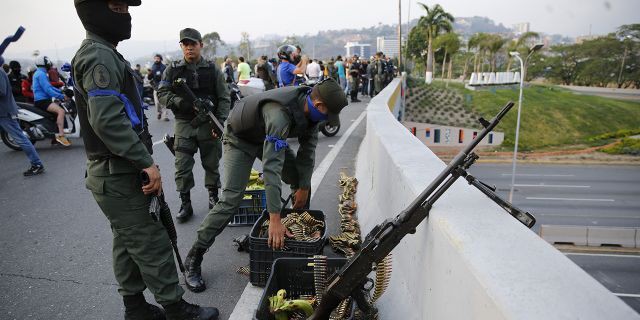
276;45;306;87
32;56;71;147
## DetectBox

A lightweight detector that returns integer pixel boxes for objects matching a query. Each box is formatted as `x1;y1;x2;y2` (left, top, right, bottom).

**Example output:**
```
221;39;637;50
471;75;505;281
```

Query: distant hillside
5;16;569;65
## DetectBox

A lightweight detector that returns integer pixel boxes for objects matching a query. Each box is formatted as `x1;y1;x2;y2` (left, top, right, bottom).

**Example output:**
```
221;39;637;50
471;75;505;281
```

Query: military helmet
74;0;141;5
277;45;296;62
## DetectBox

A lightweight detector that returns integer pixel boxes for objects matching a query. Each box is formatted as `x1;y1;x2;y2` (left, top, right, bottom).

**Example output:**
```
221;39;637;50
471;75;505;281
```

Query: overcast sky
2;0;638;58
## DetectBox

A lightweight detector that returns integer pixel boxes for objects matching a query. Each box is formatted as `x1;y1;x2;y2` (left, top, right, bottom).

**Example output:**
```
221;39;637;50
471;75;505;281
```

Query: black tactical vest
228;86;310;144
169;60;218;120
73;43;152;161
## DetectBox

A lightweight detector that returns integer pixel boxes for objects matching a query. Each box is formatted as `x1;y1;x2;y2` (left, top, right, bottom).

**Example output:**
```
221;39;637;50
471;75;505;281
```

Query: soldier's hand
292;188;310;210
268;213;291;250
211;129;219;139
142;165;162;195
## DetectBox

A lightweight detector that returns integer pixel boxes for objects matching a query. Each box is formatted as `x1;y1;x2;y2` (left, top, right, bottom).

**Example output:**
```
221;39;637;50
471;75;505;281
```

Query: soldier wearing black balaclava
72;1;219;319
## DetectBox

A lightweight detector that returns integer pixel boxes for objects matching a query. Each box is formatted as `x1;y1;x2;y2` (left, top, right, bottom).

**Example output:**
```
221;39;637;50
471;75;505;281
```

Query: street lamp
508;43;544;203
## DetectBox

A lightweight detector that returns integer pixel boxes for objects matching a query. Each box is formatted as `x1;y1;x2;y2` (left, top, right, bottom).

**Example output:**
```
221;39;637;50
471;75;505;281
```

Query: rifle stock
309;101;520;319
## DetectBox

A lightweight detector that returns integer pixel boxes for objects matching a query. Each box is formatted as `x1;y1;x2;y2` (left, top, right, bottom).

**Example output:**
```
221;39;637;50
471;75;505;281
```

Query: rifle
163;133;175;156
140;171;186;273
308;101;536;319
173;78;225;137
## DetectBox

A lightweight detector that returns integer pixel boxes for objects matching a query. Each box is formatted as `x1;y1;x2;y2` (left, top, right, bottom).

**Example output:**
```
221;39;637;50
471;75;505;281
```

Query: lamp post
508;43;544;203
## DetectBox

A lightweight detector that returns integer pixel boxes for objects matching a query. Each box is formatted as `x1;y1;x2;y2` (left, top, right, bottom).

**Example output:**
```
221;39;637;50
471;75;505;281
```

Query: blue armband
265;135;288;152
88;89;141;128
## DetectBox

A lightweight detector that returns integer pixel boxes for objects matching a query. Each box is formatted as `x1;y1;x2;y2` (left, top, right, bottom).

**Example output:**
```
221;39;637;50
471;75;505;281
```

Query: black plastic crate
230;190;266;226
249;209;327;286
254;257;351;320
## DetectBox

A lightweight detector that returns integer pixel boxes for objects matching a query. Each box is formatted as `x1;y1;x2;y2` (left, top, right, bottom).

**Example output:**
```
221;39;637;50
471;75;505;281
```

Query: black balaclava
75;1;132;45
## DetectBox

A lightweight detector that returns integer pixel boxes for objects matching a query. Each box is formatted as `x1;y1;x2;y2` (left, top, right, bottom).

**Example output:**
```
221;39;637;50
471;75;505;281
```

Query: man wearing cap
72;1;219;319
182;78;348;293
157;28;230;224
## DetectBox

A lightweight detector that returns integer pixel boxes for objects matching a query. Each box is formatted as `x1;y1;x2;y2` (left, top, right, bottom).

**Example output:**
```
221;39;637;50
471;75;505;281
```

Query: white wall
355;78;639;320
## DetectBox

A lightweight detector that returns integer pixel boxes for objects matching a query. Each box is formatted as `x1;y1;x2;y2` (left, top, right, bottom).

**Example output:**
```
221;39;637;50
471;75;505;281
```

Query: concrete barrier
637;229;640;248
355;78;639;319
588;227;637;248
539;225;588;246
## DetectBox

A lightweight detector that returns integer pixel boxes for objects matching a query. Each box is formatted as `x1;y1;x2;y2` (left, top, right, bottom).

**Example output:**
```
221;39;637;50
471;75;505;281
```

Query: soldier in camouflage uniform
181;79;348;293
72;1;218;319
157;28;230;224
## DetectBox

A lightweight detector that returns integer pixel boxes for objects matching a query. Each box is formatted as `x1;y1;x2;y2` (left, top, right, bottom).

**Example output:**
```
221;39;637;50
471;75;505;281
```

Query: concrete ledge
355;78;639;319
539;225;588;246
588;227;637;248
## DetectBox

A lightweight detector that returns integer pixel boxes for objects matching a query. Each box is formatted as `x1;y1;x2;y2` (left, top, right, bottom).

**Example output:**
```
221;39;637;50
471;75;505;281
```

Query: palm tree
468;33;488;74
417;3;454;83
486;34;506;72
506;31;539;71
433;32;460;81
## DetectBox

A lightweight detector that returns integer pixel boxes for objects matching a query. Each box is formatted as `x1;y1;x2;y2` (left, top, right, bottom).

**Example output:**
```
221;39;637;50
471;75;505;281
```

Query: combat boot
163;299;219;320
123;293;166;320
208;188;219;210
184;246;207;292
176;192;193;223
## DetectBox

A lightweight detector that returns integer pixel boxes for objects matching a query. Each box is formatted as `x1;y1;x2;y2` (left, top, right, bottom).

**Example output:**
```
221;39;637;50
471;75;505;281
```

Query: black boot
163;299;219;320
208;188;219;210
123;293;166;320
176;192;193;223
184;247;207;292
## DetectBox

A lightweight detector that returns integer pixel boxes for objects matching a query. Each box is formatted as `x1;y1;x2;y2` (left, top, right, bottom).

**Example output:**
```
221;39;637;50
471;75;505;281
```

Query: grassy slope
424;81;640;151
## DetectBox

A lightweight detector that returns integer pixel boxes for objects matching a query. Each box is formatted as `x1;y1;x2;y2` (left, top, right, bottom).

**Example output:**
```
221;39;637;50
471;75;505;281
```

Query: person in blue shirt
32;56;71;146
276;45;306;87
0;55;45;176
335;55;347;92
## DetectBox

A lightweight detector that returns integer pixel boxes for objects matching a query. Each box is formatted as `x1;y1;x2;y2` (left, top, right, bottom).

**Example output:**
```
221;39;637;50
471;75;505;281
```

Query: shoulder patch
92;64;111;88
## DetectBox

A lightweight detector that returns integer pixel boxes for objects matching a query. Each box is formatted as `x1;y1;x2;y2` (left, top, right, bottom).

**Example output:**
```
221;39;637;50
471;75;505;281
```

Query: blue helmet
61;62;72;72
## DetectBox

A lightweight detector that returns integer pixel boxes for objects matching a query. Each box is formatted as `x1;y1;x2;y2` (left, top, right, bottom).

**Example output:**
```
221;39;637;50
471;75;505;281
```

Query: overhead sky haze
2;0;638;59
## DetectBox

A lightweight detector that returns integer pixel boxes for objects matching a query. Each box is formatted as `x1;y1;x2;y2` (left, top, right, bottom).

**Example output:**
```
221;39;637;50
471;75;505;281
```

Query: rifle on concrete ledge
308;101;536;320
173;78;225;137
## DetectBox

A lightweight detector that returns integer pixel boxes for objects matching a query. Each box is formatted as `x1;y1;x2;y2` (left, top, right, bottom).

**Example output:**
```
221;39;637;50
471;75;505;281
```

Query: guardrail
354;78;639;319
540;225;639;248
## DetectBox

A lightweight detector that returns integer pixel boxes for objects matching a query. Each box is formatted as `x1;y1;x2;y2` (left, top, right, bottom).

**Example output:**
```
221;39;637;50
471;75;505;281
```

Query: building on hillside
376;36;404;57
344;42;371;58
575;34;601;44
512;22;530;34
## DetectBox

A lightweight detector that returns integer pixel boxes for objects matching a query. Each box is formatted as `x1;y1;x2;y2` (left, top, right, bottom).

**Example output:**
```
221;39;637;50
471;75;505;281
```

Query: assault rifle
308;101;536;319
140;171;185;274
173;78;225;137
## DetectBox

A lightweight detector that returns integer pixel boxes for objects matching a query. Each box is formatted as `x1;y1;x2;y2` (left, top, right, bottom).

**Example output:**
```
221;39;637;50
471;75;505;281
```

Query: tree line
406;3;639;89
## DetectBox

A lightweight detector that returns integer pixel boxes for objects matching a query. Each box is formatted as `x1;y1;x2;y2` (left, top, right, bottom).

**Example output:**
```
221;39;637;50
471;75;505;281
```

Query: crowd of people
1;1;398;319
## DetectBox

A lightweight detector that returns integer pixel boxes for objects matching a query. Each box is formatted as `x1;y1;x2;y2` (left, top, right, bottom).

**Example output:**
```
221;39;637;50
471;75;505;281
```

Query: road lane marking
515;184;591;188
152;139;164;146
228;109;366;320
613;293;640;298
526;197;614;202
537;213;640;219
565;253;640;258
501;173;575;177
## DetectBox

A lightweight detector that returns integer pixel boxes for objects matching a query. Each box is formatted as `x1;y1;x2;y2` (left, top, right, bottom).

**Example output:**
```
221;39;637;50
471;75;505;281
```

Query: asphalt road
469;163;640;313
0;95;368;320
468;164;640;232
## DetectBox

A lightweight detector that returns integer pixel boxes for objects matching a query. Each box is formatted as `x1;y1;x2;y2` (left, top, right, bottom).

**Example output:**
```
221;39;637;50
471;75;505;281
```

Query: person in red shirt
21;68;35;102
47;66;64;88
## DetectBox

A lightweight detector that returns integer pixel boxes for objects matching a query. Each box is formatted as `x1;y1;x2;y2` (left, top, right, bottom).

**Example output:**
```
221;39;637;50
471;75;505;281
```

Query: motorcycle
1;89;80;151
228;82;243;110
